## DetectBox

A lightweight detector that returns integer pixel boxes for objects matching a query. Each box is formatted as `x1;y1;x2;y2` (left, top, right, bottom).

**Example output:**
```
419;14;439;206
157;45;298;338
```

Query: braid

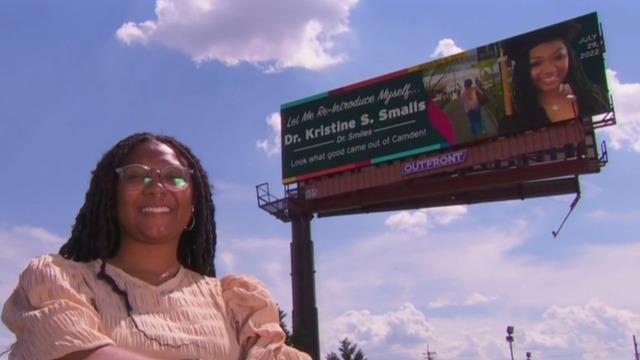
154;135;217;276
511;51;548;128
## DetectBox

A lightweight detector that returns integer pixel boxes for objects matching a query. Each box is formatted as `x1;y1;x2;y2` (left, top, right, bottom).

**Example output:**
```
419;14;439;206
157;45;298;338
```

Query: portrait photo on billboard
498;12;610;134
279;12;610;183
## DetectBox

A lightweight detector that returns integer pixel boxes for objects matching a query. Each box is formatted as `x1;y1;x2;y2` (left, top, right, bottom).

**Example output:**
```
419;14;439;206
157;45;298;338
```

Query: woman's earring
186;206;195;231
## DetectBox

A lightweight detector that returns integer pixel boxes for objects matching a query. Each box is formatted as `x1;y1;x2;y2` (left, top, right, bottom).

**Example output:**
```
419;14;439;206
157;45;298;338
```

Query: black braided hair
59;132;216;275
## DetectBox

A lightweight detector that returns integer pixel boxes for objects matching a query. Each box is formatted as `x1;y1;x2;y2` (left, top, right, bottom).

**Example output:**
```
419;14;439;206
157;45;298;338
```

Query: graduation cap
501;20;582;60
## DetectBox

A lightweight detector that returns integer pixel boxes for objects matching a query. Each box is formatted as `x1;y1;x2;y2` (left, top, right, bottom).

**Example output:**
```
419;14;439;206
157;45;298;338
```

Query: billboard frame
280;12;611;185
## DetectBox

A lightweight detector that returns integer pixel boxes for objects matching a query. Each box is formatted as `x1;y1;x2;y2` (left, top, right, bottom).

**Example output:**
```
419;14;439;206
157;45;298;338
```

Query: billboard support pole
290;208;320;359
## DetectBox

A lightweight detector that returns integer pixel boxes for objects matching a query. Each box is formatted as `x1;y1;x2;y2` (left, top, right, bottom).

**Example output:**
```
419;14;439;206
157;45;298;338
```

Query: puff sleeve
221;275;311;360
1;255;114;360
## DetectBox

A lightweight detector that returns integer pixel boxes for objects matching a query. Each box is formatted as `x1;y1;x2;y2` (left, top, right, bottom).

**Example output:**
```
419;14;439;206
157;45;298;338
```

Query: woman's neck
538;85;578;122
538;84;566;101
109;241;181;285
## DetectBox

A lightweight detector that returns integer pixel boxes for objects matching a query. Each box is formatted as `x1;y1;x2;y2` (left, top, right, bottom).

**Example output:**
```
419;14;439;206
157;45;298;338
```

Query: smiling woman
1;133;310;360
502;21;609;130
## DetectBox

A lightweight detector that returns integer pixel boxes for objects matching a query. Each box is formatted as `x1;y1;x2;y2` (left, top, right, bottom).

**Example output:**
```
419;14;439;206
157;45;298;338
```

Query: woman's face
529;39;570;93
116;139;194;247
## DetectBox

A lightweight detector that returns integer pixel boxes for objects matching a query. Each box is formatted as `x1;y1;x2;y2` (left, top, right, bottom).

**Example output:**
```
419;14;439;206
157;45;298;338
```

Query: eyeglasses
115;164;193;192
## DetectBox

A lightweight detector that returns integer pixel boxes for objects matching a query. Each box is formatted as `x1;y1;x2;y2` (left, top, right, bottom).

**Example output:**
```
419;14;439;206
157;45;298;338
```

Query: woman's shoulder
10;254;99;308
175;272;274;318
218;274;276;310
22;254;89;275
181;272;268;294
220;274;270;296
18;254;98;291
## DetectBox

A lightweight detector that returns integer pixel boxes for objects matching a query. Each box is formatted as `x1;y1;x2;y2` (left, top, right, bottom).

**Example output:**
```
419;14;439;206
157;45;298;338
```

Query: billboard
281;12;609;184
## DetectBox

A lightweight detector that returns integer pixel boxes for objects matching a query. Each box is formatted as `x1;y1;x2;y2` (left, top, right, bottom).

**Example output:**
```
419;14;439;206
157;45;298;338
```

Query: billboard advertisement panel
281;12;609;184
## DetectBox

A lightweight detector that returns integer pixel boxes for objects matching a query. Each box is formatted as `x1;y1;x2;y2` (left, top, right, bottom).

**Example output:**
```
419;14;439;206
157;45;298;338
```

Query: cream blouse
1;255;310;360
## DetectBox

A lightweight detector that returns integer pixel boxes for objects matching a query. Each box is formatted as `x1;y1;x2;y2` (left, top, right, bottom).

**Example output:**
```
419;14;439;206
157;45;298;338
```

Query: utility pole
422;344;436;360
505;326;515;360
633;334;639;360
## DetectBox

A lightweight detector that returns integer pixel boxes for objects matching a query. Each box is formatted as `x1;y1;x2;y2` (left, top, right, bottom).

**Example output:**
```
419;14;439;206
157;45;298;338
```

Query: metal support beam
290;209;320;359
307;158;598;214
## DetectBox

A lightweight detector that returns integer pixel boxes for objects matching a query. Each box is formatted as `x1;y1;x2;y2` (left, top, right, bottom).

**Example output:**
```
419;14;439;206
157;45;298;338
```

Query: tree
326;353;340;360
325;337;367;360
277;307;310;350
277;306;293;346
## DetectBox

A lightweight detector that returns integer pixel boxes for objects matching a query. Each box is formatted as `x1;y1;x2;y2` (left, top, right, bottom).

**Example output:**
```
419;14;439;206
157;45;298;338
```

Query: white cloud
602;69;640;152
427;293;498;309
316;213;640;358
0;225;64;277
115;0;359;72
317;223;527;318
11;225;62;244
322;217;640;313
0;225;64;352
462;293;499;306
323;303;434;358
115;21;155;45
427;205;468;225
384;210;429;234
216;236;293;311
579;178;605;198
384;205;467;234
217;250;235;273
256;112;281;157
323;300;640;360
213;180;256;202
587;209;640;223
428;298;453;309
523;300;640;359
0;225;64;293
430;38;463;58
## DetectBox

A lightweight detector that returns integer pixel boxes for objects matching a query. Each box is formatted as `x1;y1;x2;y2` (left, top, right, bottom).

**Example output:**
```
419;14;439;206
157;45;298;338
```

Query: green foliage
277;306;293;346
326;353;340;360
277;307;308;350
325;337;367;360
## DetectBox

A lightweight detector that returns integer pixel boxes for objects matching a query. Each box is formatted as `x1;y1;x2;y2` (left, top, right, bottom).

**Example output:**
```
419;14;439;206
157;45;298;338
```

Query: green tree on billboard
422;65;455;108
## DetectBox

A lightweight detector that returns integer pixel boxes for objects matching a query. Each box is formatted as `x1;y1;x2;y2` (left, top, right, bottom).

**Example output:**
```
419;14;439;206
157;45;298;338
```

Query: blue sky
1;1;639;359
